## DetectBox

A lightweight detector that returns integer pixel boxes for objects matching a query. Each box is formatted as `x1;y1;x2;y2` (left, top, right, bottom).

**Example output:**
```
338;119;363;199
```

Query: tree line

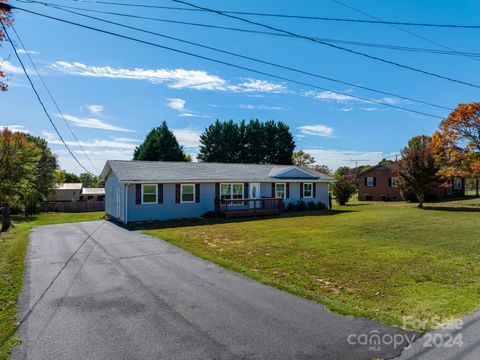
133;119;295;165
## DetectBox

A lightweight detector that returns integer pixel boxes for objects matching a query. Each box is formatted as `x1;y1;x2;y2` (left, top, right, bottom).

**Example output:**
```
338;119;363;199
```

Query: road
12;220;417;360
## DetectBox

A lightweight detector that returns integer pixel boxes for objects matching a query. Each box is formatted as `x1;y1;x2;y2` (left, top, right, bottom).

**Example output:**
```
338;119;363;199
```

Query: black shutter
388;178;392;187
300;182;303;198
373;177;377;186
135;184;141;205
215;183;220;199
158;184;163;204
271;183;275;197
195;184;200;203
175;184;180;203
313;183;317;198
244;182;249;205
286;183;290;199
364;177;367;186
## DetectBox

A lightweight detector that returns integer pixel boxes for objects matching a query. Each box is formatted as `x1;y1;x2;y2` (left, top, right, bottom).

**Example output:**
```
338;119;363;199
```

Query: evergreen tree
133;121;190;161
197;119;295;164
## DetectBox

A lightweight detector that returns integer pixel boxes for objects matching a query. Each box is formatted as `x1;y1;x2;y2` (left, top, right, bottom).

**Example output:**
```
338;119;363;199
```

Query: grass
0;211;105;360
137;197;480;332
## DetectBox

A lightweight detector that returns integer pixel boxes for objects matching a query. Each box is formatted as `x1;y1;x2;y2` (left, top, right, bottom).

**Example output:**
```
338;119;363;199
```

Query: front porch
214;198;284;218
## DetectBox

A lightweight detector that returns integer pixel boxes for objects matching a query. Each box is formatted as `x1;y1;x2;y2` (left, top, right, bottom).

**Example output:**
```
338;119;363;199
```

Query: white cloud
0;124;28;133
166;98;186;111
298;124;334;137
59;114;134;132
239;104;288;111
51;61;287;93
1;61;24;74
85;104;105;115
303;148;398;170
166;98;210;118
235;78;287;93
16;49;38;55
172;128;201;149
338;107;354;112
43;131;139;150
304;90;361;103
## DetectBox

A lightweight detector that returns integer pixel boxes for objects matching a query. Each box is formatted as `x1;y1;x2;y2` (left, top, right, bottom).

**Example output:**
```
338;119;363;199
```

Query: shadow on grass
423;206;480;212
128;209;354;231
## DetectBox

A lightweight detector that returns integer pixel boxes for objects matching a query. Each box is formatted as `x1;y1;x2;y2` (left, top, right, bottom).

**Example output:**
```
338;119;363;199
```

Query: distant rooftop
56;183;83;190
82;188;105;195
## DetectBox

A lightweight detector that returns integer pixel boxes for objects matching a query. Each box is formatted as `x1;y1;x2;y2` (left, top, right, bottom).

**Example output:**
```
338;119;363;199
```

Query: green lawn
138;198;480;331
0;212;105;360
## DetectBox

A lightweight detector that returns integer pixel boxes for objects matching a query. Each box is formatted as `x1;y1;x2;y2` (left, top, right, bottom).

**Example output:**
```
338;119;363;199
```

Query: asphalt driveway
12;220;417;360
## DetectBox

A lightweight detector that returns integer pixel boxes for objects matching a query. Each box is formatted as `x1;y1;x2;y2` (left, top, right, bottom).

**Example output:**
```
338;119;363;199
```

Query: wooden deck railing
214;197;283;218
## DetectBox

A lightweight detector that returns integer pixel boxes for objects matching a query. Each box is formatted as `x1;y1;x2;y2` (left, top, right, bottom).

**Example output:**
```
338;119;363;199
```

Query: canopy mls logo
347;330;417;352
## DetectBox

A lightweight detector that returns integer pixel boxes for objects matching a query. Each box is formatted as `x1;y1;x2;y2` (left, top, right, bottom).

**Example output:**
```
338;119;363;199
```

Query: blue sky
2;0;479;174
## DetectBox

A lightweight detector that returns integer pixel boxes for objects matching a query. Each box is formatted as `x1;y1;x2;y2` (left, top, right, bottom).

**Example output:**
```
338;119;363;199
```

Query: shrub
317;202;326;210
295;200;307;211
307;201;316;210
332;175;356;205
285;202;296;212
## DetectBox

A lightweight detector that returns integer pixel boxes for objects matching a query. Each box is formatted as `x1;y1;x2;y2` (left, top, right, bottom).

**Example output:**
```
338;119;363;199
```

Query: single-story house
80;187;105;201
100;160;334;223
47;183;83;202
357;164;465;201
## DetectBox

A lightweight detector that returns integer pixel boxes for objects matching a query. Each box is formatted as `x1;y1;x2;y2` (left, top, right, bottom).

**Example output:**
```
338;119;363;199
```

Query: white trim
366;177;375;187
275;182;286;199
118;179;333;184
303;182;313;198
454;177;462;190
141;184;158;204
180;183;196;204
220;182;244;201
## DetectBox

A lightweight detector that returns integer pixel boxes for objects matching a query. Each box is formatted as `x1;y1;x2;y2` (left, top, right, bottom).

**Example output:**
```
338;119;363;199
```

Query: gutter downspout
125;183;129;224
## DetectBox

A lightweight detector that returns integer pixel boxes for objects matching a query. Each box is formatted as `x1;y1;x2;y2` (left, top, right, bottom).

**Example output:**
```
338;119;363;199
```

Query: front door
249;183;261;208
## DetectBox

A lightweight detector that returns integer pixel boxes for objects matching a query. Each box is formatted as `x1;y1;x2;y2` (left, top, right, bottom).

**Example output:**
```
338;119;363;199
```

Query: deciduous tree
292;150;315;166
431;102;480;196
0;128;41;212
133;121;190;161
331;174;356;205
395;135;439;208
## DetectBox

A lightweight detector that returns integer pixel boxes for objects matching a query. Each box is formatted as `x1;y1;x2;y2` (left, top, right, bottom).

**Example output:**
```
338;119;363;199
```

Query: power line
59;0;480;29
16;1;480;59
8;4;447;119
331;0;480;64
31;1;452;111
173;0;480;89
10;23;100;174
0;19;96;175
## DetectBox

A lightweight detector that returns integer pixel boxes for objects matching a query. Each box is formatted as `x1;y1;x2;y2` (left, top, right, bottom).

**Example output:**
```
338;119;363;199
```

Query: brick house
357;164;465;201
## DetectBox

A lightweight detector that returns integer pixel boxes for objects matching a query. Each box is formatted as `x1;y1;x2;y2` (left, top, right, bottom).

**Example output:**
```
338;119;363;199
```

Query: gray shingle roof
101;160;334;183
82;187;105;195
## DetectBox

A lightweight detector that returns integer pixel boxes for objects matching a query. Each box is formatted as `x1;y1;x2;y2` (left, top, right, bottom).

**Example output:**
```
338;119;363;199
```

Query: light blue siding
126;183;216;222
105;171;125;222
105;176;330;222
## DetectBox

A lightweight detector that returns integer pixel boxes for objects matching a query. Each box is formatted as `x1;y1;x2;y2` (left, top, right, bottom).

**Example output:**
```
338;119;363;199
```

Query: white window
181;184;195;203
303;183;313;198
220;183;244;200
275;183;286;199
142;184;157;204
454;178;462;190
391;177;398;187
366;177;375;187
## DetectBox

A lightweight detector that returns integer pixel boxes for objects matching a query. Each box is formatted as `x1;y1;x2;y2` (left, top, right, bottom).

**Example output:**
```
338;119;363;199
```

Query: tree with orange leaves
0;0;13;91
431;103;480;196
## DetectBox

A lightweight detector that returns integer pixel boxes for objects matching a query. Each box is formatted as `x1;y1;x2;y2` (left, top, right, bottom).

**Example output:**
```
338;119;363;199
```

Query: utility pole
344;158;368;183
